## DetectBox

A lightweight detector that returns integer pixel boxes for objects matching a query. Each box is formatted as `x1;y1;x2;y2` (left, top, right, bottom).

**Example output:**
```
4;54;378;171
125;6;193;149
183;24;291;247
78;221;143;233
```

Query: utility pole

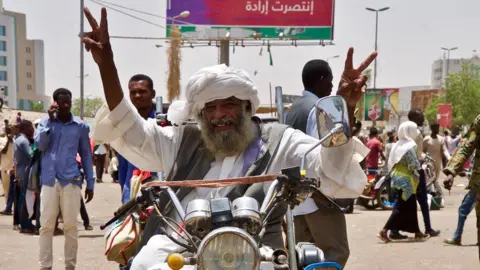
80;0;85;119
219;40;230;66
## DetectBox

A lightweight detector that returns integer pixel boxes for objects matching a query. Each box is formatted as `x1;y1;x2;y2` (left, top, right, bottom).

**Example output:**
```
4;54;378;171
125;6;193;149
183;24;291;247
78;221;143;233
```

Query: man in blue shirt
117;74;157;203
14;120;36;234
35;88;95;270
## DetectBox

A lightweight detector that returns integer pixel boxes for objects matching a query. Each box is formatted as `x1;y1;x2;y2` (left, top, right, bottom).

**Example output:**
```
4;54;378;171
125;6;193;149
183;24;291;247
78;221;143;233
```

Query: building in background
0;7;47;111
431;55;480;89
0;10;17;108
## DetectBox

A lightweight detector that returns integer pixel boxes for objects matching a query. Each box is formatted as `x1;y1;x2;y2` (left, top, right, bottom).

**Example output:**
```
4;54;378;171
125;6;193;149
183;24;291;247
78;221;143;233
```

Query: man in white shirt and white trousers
82;7;376;269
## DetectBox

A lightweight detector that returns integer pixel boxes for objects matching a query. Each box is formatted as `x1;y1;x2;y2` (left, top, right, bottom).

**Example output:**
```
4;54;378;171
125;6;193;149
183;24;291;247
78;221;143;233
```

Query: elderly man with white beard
82;8;376;270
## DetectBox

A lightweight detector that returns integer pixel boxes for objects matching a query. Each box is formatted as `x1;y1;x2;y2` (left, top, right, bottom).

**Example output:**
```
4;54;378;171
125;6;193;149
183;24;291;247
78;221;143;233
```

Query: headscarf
387;121;418;171
167;64;260;126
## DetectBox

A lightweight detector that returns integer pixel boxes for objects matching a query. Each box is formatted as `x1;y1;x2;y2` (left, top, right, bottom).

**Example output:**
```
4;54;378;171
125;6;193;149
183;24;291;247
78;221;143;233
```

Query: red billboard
437;104;452;128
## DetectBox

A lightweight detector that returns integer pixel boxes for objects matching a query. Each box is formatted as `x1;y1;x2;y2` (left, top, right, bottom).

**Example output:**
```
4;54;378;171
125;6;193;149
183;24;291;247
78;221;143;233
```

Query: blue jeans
453;189;477;240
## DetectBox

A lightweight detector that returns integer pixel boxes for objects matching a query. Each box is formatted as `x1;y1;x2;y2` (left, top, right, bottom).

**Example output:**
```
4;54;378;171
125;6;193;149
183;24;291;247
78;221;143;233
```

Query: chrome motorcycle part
295;242;325;268
272;249;289;269
184;199;211;238
232;197;261;235
196;227;261;270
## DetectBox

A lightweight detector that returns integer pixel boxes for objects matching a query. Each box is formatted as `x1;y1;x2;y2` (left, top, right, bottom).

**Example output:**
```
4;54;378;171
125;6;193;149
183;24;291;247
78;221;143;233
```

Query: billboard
410;89;444;111
166;0;335;40
437;104;453;127
363;88;399;121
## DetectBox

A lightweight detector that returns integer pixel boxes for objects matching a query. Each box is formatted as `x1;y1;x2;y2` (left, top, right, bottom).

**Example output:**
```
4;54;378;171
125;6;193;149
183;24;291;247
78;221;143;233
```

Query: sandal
377;231;390;243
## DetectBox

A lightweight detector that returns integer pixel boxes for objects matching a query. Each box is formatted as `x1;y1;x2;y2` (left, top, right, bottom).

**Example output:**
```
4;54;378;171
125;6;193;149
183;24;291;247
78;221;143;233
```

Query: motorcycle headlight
197;227;260;270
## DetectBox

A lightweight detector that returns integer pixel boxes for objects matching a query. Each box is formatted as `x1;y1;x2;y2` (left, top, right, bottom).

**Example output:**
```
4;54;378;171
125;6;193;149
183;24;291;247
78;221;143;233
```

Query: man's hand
82;8;113;65
337;48;378;108
443;174;454;191
85;189;94;203
48;102;58;122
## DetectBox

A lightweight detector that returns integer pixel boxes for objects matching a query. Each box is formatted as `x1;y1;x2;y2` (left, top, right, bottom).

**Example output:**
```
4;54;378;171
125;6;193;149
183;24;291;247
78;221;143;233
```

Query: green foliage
425;63;480;126
71;97;104;118
29;101;44;112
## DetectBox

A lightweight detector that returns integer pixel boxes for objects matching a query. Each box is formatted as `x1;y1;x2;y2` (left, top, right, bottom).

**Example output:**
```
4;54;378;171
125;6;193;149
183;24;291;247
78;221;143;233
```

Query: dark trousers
5;174;15;212
95;154;106;180
19;183;35;229
80;198;89;226
13;182;20;225
416;169;433;231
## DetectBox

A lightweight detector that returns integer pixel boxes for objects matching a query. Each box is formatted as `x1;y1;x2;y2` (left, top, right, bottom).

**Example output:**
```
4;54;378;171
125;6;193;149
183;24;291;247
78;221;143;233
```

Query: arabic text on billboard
166;0;335;40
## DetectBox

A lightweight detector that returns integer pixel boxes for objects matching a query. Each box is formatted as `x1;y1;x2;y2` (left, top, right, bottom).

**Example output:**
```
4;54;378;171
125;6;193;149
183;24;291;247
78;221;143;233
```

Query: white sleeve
91;97;183;173
268;128;369;199
305;107;319;139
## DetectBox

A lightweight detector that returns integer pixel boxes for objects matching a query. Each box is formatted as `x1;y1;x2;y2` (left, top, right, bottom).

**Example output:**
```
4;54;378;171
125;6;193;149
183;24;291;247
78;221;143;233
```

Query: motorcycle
356;163;393;210
101;96;352;270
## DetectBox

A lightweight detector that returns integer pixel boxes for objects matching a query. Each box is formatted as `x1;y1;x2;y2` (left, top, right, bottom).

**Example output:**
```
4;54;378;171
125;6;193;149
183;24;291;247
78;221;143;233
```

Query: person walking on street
366;127;387;175
35;88;95;270
443;115;480;258
93;144;107;183
377;121;429;243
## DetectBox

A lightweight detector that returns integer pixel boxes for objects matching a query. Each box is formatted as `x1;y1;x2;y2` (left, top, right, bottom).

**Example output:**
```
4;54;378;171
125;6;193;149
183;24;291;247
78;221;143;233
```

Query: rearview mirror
315;96;351;147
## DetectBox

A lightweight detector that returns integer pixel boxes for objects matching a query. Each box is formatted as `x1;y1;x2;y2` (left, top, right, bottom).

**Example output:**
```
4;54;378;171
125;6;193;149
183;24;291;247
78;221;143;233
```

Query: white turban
167;64;260;126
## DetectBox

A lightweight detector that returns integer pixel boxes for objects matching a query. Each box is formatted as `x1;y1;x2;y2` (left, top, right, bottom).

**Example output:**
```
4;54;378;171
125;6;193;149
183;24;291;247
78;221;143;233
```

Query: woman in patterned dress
377;121;430;242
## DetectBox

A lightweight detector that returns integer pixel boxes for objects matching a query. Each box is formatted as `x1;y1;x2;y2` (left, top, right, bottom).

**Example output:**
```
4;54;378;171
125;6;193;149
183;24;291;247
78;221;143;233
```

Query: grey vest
165;118;288;201
285;94;318;133
142;118;290;250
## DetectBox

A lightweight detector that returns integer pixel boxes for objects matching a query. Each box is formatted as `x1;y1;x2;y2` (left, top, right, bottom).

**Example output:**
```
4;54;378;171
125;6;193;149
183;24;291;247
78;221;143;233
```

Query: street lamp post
366;7;390;89
441;46;458;81
80;0;85;119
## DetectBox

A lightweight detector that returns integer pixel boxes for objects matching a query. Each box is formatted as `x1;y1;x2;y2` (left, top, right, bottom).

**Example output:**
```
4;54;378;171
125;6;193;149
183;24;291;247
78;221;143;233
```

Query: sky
4;0;480;106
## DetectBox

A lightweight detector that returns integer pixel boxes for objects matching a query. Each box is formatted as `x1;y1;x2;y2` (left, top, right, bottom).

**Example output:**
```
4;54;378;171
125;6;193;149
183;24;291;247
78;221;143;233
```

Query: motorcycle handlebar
100;194;145;230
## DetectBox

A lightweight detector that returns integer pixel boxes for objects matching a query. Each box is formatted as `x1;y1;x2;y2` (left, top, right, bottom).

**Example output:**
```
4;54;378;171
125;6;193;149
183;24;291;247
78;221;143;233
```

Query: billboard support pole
220;40;230;66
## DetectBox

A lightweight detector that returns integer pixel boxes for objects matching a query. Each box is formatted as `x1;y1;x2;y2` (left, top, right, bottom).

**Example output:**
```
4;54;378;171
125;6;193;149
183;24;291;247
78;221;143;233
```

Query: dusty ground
0;174;478;270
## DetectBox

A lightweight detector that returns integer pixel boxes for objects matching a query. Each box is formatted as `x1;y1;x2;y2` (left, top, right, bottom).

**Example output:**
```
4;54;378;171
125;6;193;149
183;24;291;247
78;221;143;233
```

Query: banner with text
166;0;335;40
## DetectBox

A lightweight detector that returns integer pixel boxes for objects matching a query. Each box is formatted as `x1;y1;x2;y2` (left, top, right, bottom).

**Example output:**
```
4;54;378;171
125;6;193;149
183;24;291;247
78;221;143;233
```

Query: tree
425;63;480;126
72;97;104;118
29;101;44;112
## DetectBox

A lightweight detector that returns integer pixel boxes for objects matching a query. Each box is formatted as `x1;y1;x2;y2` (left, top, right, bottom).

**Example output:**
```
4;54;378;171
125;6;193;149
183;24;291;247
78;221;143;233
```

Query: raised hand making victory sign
82;7;124;111
337;48;377;108
82;7;112;65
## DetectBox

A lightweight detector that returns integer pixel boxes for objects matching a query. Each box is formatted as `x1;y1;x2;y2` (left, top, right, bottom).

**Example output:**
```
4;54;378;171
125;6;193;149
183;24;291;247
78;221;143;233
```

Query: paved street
0;174;478;270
